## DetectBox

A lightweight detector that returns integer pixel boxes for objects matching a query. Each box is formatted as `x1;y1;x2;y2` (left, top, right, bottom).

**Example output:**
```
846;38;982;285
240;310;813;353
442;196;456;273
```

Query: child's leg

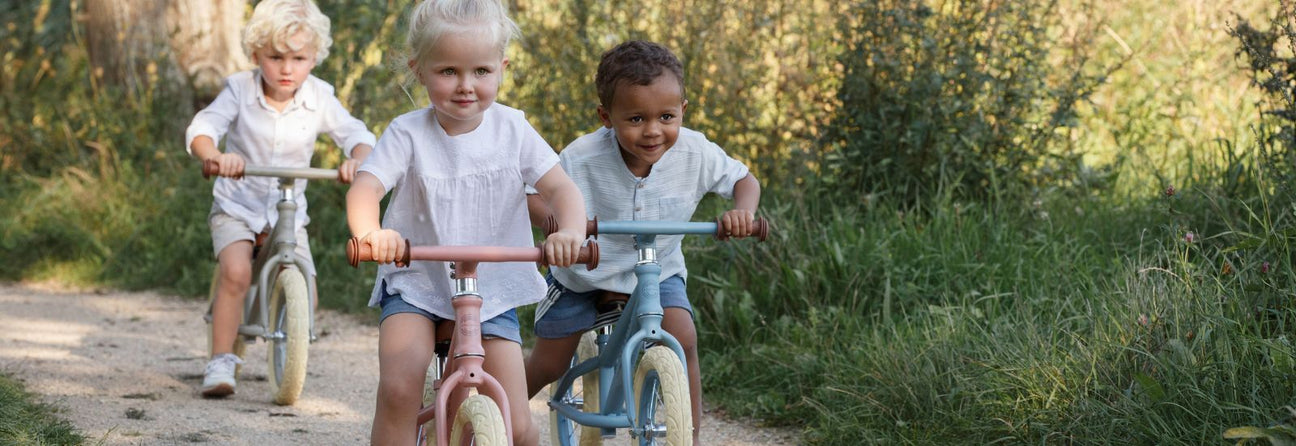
527;275;600;397
372;313;437;445
661;307;700;445
211;240;253;356
525;334;581;397
484;338;538;446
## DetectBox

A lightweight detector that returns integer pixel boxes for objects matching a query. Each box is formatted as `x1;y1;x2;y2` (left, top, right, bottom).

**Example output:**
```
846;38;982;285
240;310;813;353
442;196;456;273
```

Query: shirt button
637;183;645;189
634;206;642;212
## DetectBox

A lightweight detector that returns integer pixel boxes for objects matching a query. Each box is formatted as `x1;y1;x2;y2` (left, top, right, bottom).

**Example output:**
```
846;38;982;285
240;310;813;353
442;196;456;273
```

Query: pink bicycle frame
348;240;598;445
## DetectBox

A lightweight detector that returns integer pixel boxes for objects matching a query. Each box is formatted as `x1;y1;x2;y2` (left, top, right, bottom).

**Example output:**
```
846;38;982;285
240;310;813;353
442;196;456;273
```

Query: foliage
0;374;84;445
821;0;1112;204
508;0;842;184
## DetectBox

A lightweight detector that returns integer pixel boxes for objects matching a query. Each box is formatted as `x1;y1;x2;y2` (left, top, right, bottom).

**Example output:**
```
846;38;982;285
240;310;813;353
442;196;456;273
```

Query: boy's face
598;73;687;177
414;31;507;136
253;31;317;103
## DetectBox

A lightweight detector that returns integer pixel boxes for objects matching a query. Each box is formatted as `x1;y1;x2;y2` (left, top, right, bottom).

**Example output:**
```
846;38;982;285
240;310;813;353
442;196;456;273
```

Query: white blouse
359;103;559;321
185;70;376;233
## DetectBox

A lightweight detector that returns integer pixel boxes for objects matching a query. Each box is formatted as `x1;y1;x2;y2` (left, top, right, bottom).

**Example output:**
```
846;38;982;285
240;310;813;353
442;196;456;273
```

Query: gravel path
0;283;795;445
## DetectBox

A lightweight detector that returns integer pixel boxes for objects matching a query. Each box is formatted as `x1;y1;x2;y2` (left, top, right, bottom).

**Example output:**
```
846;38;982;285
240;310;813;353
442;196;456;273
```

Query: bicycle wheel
549;331;602;446
206;265;246;376
632;346;691;446
448;394;507;446
266;267;310;405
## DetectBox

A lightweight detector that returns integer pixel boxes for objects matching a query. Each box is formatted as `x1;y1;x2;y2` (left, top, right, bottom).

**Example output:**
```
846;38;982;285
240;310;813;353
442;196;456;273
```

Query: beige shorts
209;211;316;277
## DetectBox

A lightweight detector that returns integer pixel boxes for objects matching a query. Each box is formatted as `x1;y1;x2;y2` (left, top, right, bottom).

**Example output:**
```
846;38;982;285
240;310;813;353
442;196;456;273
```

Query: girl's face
253;31;317;103
414;31;507;136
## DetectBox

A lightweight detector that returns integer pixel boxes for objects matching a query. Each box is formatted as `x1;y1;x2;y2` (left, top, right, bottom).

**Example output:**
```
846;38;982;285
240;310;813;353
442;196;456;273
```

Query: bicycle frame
348;241;599;446
548;219;767;440
204;163;339;343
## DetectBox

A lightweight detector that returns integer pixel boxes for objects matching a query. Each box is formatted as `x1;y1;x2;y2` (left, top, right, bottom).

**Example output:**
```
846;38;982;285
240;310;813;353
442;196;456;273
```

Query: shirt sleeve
319;90;377;158
185;80;240;155
697;137;751;199
358;119;411;193
515;114;559;187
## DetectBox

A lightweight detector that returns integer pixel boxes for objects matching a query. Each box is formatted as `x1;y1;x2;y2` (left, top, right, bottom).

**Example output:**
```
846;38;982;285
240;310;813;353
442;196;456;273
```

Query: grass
685;156;1296;444
0;374;84;445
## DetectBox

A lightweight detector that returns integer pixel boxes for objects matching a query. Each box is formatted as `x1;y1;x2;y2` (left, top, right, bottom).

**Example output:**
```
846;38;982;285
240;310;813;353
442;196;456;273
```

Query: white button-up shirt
551;126;750;294
185;70;376;233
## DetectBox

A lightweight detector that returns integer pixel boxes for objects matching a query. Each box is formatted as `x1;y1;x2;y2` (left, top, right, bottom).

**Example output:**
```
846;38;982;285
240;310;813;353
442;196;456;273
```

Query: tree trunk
168;0;251;101
82;0;249;106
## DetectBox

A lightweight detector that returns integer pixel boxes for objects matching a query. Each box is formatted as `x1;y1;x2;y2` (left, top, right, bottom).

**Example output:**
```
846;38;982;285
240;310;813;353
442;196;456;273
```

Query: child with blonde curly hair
186;0;375;397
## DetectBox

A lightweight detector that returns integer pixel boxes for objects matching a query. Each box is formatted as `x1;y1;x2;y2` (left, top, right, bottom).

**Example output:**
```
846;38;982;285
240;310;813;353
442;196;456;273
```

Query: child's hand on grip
720;208;755;238
543;230;583;268
362;229;405;264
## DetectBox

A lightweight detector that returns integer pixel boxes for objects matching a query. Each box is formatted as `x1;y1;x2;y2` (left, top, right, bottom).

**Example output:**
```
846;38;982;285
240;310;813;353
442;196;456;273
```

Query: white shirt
551;126;750;294
360;104;559;321
185;70;377;233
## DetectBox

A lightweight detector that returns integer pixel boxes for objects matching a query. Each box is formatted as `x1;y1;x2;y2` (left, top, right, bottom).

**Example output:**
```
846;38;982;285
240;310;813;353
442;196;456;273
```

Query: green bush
822;0;1111;204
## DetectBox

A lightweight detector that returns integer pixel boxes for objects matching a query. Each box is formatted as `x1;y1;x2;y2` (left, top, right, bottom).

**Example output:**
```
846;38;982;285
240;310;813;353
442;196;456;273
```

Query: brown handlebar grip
586;217;599;239
542;215;558;237
715;217;769;242
581;240;599;270
202;158;220;180
345;237;411;268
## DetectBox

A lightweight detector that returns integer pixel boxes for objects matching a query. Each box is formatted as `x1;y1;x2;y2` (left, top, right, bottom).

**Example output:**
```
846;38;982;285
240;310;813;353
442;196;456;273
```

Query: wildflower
1137;314;1149;327
1164;185;1176;197
1184;232;1195;243
1262;261;1271;274
1222;262;1233;275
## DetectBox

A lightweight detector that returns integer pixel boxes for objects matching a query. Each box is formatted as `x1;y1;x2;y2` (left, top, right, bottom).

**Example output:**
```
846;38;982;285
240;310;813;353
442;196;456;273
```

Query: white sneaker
201;353;243;397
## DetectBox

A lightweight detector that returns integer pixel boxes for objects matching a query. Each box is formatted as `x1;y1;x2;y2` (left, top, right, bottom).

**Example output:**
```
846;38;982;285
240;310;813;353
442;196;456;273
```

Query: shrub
822;0;1111;205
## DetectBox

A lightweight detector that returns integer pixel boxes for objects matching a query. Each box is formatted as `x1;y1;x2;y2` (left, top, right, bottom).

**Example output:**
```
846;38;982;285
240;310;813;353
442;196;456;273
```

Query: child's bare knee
219;261;251;284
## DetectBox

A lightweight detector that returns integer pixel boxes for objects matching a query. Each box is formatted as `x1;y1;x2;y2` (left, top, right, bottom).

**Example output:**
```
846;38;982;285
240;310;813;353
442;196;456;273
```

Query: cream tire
633;346;692;446
448;394;507;446
267;268;309;405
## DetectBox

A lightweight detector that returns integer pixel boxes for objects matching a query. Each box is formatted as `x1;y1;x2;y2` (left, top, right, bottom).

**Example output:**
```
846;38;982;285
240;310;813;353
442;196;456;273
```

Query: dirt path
0;284;795;445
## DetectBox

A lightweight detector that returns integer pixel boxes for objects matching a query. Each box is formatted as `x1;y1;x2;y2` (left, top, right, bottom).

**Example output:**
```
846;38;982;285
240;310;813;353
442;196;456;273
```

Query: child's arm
338;144;373;184
532;166;586;268
347;171;404;263
720;173;761;237
189;136;245;177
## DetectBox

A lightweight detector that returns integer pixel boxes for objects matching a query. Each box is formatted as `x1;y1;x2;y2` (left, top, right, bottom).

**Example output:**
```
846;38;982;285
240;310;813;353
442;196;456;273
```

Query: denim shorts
378;284;522;345
534;273;691;339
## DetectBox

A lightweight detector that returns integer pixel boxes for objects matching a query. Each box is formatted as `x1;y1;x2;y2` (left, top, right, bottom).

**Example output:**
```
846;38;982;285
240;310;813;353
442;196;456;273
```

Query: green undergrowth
686;170;1296;443
0;374;84;445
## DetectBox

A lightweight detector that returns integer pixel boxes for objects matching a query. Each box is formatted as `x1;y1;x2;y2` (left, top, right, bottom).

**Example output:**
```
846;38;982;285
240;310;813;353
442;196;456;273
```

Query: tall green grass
687;144;1296;443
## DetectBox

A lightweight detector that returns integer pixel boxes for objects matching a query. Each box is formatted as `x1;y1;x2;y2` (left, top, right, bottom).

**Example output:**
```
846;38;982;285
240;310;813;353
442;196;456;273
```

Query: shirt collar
248;69;318;111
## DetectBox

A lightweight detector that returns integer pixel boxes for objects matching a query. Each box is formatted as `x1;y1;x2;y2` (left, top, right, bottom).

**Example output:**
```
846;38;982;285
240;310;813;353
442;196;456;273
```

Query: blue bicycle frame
548;220;723;439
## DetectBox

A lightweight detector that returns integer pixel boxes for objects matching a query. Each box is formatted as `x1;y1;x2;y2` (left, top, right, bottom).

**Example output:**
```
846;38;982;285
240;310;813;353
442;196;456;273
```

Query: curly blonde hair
242;0;333;63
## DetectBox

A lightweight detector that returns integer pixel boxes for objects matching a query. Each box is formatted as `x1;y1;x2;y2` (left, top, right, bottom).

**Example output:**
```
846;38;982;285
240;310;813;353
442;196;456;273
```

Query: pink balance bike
348;238;600;446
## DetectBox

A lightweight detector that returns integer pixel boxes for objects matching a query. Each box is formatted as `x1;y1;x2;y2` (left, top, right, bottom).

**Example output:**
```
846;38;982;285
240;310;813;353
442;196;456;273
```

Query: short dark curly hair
595;40;685;107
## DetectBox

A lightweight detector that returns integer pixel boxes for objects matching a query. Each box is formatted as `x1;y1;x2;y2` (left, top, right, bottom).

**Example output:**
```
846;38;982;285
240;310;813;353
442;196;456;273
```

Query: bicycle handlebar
202;159;341;181
346;238;600;271
543;216;769;242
